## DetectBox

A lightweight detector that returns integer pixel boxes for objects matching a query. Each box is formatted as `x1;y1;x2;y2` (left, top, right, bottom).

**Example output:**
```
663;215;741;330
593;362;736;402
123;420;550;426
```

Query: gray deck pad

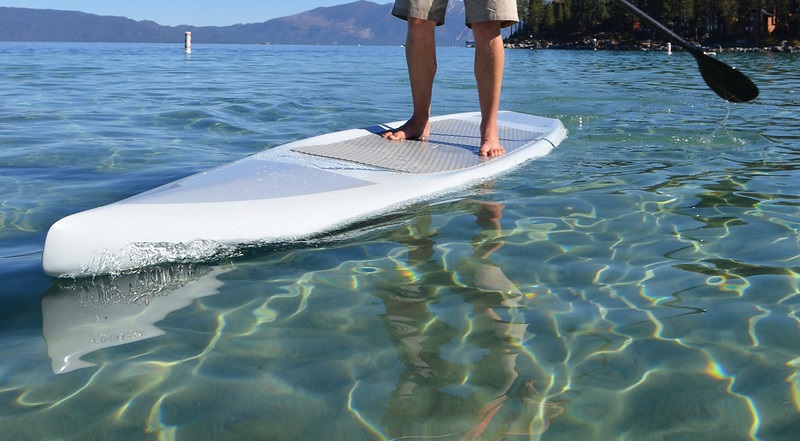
293;119;545;173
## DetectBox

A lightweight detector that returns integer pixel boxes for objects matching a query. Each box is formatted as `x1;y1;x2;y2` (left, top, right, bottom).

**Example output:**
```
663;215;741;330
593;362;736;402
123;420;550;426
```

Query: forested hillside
513;0;800;47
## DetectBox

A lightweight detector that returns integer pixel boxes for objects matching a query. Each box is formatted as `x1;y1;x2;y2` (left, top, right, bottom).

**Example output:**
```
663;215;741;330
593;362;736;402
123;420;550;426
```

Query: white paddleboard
42;111;566;277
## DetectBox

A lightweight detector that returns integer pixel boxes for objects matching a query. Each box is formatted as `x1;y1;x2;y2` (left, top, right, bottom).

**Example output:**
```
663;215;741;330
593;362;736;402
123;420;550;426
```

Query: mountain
0;1;476;46
0;7;175;43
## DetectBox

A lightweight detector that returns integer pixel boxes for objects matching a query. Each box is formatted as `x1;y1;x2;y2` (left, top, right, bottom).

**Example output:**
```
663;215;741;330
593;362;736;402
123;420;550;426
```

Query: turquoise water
1;42;799;440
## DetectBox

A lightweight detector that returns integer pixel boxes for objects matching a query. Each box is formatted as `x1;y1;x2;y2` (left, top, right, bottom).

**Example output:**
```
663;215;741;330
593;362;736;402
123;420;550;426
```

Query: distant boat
465;40;475;48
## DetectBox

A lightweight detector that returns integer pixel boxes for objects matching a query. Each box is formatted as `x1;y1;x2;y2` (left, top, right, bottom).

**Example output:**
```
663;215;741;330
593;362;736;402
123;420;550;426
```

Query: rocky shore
506;38;800;53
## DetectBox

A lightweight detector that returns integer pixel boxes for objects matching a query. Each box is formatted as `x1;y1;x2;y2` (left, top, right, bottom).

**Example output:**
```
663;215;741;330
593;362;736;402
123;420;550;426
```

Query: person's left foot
479;138;506;156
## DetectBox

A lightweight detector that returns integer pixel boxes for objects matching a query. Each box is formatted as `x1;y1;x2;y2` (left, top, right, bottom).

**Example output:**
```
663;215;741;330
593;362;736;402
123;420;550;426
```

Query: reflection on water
376;200;563;439
41;265;229;373
31;200;569;440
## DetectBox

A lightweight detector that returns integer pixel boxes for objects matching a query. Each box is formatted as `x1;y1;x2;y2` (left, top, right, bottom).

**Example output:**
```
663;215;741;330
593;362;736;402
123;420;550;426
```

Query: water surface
1;42;798;440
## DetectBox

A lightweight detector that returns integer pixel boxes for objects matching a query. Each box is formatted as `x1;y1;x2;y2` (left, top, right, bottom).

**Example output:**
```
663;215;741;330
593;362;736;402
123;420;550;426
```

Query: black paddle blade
693;52;760;103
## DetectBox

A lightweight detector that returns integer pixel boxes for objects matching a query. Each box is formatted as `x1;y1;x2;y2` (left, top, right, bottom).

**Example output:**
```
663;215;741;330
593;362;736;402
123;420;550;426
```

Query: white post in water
184;32;192;54
667;42;672;55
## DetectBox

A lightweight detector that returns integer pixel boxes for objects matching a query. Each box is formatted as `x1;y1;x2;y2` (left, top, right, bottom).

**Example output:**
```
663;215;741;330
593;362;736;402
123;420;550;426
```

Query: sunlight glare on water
0;42;798;440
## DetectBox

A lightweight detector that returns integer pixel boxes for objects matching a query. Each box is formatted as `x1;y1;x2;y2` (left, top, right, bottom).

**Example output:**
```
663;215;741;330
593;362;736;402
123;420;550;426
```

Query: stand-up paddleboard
43;111;566;277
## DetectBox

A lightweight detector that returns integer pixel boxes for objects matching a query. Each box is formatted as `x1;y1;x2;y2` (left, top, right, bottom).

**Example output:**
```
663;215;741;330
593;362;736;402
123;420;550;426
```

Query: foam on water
71;240;242;278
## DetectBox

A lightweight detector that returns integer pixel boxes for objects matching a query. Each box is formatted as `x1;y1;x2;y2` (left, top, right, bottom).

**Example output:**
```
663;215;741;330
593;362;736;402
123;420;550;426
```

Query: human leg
464;0;517;156
471;20;505;156
382;17;437;141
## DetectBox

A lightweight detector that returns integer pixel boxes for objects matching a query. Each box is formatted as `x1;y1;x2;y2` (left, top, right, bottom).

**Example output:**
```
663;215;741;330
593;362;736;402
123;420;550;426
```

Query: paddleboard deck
42;111;566;277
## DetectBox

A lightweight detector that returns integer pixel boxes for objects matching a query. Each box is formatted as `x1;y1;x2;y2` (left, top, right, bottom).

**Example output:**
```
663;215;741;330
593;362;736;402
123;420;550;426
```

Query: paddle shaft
611;0;704;54
609;0;759;102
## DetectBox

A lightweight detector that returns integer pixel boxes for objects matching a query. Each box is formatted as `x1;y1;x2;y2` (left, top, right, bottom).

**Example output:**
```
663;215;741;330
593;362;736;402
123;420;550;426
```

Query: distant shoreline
1;39;797;53
506;38;800;54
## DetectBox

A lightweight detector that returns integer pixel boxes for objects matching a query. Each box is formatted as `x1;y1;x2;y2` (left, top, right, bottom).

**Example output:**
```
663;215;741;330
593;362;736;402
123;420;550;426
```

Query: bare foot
380;117;430;141
479;138;506;157
478;119;505;156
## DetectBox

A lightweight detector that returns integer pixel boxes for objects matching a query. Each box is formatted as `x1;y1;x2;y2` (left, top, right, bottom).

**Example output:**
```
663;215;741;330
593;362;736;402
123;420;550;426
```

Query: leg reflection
379;201;563;440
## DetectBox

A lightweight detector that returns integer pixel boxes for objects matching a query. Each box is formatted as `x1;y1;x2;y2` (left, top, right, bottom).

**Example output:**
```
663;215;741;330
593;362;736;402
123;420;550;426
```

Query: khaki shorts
392;0;518;28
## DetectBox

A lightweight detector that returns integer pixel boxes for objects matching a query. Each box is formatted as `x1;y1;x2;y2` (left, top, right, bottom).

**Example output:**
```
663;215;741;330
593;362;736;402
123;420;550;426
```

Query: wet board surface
294;118;545;173
42;111;567;277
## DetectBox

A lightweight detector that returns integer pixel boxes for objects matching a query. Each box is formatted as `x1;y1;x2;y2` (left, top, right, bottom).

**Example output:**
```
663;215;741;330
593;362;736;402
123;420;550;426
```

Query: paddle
610;0;759;103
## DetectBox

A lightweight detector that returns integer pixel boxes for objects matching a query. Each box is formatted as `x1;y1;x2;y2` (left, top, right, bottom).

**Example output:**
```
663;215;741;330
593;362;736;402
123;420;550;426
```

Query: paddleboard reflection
41;264;230;374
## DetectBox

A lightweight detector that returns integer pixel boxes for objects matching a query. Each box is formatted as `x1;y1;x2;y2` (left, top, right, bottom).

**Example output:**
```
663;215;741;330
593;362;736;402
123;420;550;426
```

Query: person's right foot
380;117;430;141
